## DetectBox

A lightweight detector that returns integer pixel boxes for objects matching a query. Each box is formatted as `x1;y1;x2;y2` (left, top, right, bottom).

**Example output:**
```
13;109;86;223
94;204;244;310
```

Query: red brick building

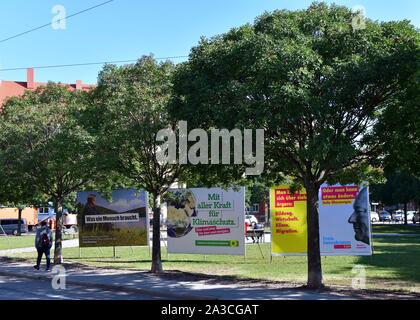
249;201;268;223
0;68;94;107
0;68;94;227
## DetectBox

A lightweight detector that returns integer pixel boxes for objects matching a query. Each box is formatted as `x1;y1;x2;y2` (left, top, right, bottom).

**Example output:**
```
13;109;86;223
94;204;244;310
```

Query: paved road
0;274;164;300
0;260;356;300
1;259;419;300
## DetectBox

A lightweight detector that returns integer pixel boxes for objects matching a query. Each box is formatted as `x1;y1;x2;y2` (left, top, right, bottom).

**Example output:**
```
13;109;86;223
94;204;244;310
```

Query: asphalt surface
1;227;418;300
0;274;165;300
0;260;358;300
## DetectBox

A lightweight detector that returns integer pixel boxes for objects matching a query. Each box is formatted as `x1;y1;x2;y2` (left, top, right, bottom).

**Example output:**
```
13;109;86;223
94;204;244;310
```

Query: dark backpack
40;231;50;248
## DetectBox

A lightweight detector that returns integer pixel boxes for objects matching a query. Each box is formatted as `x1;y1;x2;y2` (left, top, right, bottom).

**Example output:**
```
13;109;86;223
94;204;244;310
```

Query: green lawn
1;225;419;293
372;223;420;235
0;235;35;250
0;233;76;250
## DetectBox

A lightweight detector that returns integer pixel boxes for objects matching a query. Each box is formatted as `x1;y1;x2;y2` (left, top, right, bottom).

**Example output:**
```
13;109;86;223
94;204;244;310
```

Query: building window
252;204;259;213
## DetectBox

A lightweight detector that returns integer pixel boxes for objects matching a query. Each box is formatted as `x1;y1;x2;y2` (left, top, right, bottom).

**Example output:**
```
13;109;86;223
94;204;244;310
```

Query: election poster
319;184;372;256
270;186;308;256
270;184;372;256
166;187;245;255
76;189;149;247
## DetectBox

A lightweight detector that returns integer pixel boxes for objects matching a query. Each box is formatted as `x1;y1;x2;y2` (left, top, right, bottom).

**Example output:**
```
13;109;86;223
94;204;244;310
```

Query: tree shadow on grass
355;235;420;285
66;258;222;264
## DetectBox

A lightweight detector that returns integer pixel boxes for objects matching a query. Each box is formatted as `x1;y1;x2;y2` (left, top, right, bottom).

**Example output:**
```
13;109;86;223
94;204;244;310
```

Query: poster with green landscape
76;189;149;247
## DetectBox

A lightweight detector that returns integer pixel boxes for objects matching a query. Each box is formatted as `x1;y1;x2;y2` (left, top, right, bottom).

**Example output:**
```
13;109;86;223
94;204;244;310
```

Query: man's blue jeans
36;247;51;269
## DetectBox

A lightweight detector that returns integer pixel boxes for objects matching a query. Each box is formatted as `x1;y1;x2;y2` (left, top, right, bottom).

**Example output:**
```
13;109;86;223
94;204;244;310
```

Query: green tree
381;171;420;224
0;84;98;263
171;3;419;288
90;56;185;273
247;181;269;208
0;146;43;235
375;69;420;177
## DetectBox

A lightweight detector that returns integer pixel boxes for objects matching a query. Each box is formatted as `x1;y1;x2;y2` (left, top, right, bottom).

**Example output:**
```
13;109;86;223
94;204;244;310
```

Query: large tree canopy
89;56;186;273
374;68;420;177
373;171;420;224
170;3;419;288
0;84;98;263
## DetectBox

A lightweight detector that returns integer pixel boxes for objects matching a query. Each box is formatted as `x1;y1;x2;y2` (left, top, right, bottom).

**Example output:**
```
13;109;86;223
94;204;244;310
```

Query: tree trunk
404;202;408;225
53;198;63;264
306;182;324;289
151;192;163;273
17;208;22;236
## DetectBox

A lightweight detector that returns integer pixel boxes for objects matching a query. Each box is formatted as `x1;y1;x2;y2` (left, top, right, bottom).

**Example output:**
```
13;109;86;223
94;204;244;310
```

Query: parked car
393;211;403;222
407;211;416;222
379;211;392;222
392;210;416;223
370;211;380;222
0;207;37;231
413;212;420;224
245;214;258;225
0;219;28;235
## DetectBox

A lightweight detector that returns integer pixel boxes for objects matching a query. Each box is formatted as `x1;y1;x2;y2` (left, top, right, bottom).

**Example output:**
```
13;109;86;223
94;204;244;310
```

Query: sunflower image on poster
166;189;197;238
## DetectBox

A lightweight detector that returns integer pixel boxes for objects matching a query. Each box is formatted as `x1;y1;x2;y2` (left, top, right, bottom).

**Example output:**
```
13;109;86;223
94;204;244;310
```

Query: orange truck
0;207;38;230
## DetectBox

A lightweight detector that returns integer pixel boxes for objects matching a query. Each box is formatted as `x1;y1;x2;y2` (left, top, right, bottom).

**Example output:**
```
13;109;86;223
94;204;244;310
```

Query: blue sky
0;0;418;84
77;189;147;212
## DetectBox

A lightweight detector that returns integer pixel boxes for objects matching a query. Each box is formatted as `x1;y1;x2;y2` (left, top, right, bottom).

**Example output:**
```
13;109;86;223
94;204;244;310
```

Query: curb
0;270;217;300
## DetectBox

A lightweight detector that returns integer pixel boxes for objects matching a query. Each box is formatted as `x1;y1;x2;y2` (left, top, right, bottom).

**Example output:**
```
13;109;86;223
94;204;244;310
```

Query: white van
370;211;380;222
413;212;420;224
0;219;28;235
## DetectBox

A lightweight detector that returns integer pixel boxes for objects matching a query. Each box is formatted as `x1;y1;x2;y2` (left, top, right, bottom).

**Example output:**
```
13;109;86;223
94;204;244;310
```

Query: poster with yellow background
270;186;307;255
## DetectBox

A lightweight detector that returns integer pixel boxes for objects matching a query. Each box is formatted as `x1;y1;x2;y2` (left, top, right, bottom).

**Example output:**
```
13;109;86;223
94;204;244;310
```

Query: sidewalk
0;258;359;300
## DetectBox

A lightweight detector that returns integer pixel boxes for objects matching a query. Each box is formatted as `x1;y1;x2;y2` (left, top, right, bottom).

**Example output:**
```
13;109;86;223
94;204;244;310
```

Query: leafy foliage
0;83;99;261
374;68;420;177
170;3;419;288
89;56;186;273
374;171;420;206
90;56;184;195
172;3;418;187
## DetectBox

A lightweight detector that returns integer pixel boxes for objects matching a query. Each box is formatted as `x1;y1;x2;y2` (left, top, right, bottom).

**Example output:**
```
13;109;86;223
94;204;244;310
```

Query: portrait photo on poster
348;187;370;245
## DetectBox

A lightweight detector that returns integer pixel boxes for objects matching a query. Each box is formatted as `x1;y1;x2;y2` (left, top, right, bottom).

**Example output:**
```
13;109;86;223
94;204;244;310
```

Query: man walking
34;221;53;271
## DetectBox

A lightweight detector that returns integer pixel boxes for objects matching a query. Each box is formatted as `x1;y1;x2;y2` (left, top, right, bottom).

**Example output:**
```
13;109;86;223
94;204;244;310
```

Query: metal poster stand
0;224;7;236
246;226;265;259
244;219;246;262
148;241;151;257
160;229;168;260
370;236;374;264
148;228;151;258
269;191;273;264
366;182;374;264
253;228;265;259
0;225;11;249
97;247;104;257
